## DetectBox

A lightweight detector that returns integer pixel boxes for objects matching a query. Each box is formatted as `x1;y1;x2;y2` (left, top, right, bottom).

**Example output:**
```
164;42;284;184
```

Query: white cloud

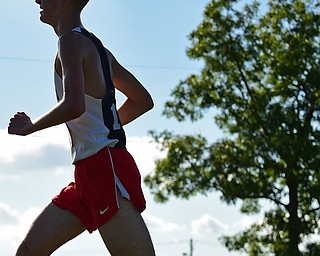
143;212;185;232
0;127;71;178
0;202;42;247
0;126;69;162
191;214;229;236
0;202;19;225
126;136;166;176
232;216;257;230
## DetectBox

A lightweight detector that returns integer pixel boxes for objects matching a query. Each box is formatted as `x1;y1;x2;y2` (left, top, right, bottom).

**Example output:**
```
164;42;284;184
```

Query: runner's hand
8;112;33;136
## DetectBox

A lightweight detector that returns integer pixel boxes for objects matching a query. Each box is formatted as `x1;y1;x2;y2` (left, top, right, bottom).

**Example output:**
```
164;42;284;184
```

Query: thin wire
0;55;200;71
0;56;51;63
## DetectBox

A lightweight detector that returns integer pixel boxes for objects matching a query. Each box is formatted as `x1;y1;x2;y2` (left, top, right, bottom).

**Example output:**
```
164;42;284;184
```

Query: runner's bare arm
8;32;86;136
112;57;154;126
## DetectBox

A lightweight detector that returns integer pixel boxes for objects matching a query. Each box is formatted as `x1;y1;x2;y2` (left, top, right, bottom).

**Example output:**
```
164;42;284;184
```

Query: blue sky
0;1;266;255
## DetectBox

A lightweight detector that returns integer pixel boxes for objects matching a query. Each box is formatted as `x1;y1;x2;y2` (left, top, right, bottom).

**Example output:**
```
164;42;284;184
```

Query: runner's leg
98;194;155;256
15;202;85;256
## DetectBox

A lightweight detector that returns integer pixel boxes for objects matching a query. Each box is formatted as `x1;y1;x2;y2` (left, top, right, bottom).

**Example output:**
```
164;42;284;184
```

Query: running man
8;0;156;255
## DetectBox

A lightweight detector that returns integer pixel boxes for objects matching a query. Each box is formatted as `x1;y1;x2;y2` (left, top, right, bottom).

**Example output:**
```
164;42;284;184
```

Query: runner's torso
54;27;126;163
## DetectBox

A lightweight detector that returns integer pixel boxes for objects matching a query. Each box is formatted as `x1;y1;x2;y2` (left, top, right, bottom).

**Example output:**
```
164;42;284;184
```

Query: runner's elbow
145;96;154;112
62;99;85;120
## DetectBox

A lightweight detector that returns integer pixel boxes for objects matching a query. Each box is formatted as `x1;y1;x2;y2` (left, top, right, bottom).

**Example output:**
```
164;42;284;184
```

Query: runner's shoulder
58;30;90;52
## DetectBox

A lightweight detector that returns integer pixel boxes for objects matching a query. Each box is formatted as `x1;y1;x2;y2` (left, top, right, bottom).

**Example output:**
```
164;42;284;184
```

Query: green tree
302;243;320;256
144;0;320;255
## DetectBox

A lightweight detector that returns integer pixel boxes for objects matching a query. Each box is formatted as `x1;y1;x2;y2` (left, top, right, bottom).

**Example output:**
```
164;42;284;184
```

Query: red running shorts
52;147;146;233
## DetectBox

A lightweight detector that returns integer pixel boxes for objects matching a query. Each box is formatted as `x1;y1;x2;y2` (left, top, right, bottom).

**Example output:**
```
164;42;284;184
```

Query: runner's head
35;0;89;27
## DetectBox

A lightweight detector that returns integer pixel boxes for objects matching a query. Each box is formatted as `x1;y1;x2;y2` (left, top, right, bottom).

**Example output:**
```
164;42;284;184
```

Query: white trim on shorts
107;147;131;207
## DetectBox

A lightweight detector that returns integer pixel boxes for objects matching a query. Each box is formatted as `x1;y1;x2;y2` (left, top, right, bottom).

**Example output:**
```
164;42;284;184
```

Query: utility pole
189;238;194;256
183;238;194;256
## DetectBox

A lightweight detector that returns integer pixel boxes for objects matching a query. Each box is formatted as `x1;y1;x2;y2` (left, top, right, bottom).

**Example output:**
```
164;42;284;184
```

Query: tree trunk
286;173;301;256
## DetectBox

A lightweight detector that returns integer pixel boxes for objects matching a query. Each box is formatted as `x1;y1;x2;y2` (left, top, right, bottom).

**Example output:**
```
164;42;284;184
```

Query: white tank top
54;27;126;163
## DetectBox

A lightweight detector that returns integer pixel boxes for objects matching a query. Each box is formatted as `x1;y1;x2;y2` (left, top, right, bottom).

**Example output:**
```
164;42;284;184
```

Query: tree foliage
144;0;320;255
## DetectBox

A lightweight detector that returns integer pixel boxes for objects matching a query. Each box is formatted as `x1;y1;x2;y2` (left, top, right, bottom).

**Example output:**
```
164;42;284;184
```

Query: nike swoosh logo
100;206;110;215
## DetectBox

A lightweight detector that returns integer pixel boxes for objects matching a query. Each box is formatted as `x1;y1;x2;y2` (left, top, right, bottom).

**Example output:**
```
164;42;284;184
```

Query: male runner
8;0;156;255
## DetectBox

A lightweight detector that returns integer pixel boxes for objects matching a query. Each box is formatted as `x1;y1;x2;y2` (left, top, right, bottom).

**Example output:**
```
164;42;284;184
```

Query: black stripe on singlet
75;27;126;148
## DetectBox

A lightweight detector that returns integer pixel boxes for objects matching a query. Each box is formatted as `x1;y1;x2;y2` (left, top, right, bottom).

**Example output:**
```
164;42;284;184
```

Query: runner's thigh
16;202;85;256
98;195;155;256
